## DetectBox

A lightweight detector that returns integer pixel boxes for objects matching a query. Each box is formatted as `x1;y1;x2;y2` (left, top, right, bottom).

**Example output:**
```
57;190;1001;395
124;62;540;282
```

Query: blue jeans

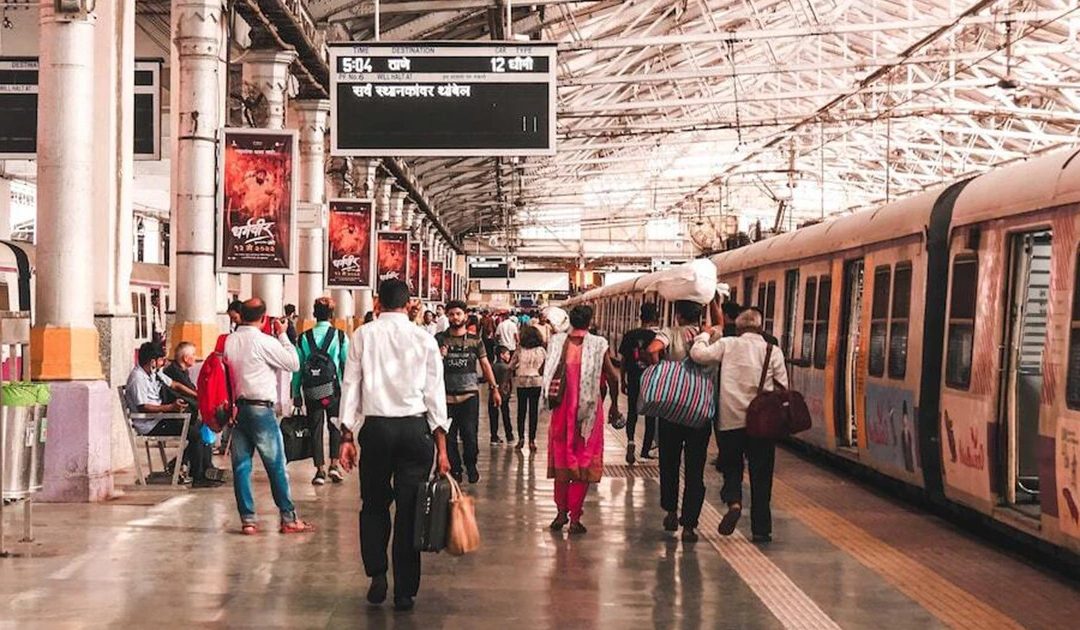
230;405;296;524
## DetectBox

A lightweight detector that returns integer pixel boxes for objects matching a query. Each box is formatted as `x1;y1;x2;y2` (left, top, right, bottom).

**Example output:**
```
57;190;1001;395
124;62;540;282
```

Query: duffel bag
745;343;812;439
638;358;715;429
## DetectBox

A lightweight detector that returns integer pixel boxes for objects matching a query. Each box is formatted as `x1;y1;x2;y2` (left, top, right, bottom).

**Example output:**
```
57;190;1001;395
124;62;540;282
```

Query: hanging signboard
468;256;516;279
375;230;409;291
218;128;298;274
325;198;375;289
430;260;445;302
0;58;163;160
329;42;557;157
408;241;422;296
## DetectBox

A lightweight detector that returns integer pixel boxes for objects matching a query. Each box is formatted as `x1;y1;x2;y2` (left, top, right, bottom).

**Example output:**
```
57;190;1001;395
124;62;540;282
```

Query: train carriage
572;148;1080;558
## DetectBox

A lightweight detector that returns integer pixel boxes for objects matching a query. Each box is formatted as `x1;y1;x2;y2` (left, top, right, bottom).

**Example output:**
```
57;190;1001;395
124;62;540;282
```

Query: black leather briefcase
414;475;452;553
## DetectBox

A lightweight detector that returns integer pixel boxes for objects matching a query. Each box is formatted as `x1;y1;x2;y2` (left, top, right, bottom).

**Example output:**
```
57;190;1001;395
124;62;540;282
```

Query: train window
764;281;777;335
743;276;755;307
814;276;832;369
945;256;978;389
868;266;891;377
1068;251;1080;408
888;263;912;379
730;287;738;306
782;270;799;355
0;281;9;312
757;283;766;310
801;277;817;362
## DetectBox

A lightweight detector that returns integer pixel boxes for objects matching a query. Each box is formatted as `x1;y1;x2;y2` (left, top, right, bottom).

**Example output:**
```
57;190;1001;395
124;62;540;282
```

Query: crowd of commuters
121;278;786;612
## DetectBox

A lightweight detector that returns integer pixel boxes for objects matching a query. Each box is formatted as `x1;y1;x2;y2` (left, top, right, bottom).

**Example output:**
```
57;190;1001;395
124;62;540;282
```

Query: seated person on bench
125;342;196;478
162;341;224;487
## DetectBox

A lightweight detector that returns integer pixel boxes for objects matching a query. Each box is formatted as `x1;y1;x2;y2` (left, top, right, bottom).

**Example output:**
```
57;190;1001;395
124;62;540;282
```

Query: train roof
952;147;1080;228
711;187;940;274
568;260;714;304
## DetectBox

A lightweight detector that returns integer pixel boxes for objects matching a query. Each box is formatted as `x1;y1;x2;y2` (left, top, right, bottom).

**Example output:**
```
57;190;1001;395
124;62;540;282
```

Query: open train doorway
999;230;1051;517
836;259;865;449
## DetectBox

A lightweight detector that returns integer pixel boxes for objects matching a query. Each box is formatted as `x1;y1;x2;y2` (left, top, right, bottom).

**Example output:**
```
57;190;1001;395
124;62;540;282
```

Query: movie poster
444;268;453;301
375;231;409;291
218;129;298;273
326;199;374;289
430;260;445;302
408;242;421;296
420;248;430;300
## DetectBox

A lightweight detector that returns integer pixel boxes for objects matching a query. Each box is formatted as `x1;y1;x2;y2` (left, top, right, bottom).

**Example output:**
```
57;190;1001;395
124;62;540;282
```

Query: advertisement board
408;241;421;296
375;231;409;291
326;198;375;289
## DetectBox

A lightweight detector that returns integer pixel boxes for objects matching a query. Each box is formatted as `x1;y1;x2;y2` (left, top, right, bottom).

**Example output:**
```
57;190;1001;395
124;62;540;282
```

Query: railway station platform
2;410;1075;629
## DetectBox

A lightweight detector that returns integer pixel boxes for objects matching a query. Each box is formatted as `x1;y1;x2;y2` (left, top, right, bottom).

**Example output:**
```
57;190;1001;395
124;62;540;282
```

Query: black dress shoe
467;468;480;484
393;596;415;612
662;512;679;532
367;575;388;604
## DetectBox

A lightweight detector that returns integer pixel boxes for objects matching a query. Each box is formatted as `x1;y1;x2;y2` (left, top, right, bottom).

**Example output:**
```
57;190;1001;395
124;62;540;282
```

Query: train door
836;259;865;448
999;230;1051;515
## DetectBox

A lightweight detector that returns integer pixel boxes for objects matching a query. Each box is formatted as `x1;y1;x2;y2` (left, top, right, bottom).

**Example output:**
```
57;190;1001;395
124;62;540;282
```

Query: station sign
468;255;516;279
329;42;557;157
0;57;163;160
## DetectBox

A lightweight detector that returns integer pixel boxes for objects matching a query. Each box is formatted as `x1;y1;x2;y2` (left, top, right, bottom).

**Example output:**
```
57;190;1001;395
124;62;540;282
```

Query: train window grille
945;256;979;389
888;263;912;379
1067;250;1080;409
869;265;891;377
801;277;818;363
814;276;832;369
782;269;799;356
764;281;777;335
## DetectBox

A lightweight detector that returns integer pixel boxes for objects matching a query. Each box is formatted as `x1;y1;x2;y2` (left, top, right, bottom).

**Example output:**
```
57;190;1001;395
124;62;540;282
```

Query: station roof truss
275;2;1080;252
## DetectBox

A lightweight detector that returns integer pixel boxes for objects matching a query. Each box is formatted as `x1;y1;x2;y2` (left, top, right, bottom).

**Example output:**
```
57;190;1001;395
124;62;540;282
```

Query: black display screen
0;58;161;159
330;43;556;157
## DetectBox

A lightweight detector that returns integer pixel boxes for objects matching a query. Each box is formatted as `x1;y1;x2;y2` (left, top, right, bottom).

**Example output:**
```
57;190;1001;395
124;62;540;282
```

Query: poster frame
374;229;410;293
430;259;445;303
407;240;422;297
216;127;299;275
325;197;376;290
420;247;430;300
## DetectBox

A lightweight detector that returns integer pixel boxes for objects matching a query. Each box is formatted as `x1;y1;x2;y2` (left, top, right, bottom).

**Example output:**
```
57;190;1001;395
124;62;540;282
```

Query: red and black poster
444;268;453;301
408;241;421;296
326;198;374;289
218;129;297;273
375;231;409;291
430;260;444;302
420;248;430;300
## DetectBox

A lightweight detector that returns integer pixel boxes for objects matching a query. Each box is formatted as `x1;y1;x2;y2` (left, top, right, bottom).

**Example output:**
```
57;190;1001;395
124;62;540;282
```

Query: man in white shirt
495;312;519;352
690;306;788;544
223;298;311;536
434;304;450;333
338;279;451;613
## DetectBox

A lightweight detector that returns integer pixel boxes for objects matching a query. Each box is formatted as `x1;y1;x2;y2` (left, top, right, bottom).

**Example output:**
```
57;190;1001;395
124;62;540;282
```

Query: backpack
197;334;233;433
301;328;343;406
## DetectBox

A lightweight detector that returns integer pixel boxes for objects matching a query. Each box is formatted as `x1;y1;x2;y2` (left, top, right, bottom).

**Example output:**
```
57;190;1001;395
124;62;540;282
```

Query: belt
366;414;426;422
237;398;274;408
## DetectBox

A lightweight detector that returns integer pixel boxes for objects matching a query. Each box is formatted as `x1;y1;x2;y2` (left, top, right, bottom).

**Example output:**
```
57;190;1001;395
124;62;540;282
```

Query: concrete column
293;99;329;333
242;48;296;317
170;0;226;358
34;0;111;502
375;176;392;229
389;189;406;230
90;0;139;475
333;289;355;331
355;289;374;323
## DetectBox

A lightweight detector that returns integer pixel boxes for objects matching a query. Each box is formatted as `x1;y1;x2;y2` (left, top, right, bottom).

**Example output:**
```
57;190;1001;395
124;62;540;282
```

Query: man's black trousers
358;416;434;599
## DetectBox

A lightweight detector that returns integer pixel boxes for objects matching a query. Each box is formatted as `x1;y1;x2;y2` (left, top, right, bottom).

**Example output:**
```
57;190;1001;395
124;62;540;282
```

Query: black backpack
301;329;343;405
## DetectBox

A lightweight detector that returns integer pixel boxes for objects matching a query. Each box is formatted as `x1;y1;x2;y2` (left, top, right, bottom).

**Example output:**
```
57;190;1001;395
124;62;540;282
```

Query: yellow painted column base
297;318;315;334
31;326;103;380
332;318;352;334
170;321;222;360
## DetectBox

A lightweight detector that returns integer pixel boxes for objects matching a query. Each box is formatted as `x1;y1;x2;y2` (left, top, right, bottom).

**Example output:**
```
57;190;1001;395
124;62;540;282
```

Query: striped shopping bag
638;359;716;429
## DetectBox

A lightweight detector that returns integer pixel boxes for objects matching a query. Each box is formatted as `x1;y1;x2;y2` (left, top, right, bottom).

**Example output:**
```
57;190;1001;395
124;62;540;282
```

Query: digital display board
329;42;556;157
0;58;162;160
468;256;516;279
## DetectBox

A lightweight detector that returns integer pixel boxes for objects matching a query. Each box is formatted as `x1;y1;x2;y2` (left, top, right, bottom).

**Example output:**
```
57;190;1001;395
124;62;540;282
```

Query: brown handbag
445;474;480;556
546;336;572;408
745;342;812;439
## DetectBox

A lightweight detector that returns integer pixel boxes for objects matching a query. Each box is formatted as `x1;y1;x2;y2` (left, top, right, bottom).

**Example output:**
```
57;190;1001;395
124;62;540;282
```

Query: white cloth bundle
644;259;719;304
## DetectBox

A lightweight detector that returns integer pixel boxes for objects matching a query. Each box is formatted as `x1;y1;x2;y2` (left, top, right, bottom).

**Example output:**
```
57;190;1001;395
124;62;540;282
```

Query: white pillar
375;176;392;229
171;0;226;357
389;189;406;230
355;289;374;320
333;288;355;330
292;99;329;332
242;48;296;317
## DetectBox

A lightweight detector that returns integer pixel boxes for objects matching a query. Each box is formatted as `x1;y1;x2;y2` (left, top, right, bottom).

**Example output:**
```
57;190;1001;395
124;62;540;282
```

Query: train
568;147;1080;561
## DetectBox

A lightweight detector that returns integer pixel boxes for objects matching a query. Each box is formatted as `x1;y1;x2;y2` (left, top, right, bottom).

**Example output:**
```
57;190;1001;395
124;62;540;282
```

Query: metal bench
117;385;191;486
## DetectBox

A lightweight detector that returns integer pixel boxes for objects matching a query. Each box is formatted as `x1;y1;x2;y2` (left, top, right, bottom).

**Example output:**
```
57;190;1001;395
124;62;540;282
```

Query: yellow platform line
773;480;1022;630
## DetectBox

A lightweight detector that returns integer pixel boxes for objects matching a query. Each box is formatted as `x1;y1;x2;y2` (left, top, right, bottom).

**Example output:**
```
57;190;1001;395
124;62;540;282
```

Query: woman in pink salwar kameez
543;305;622;535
